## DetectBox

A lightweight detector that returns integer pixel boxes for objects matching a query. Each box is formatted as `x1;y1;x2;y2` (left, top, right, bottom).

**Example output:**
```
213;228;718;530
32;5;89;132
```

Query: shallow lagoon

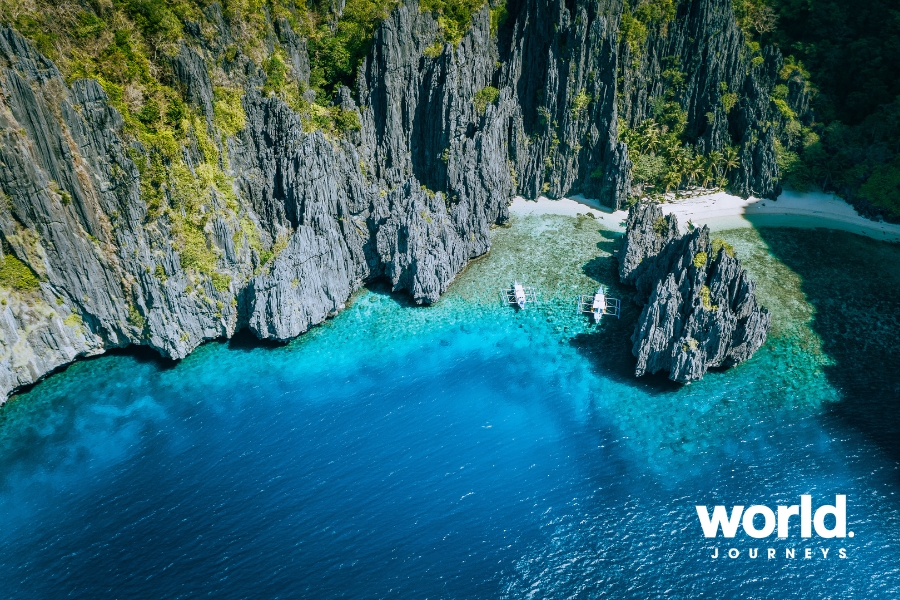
1;214;898;598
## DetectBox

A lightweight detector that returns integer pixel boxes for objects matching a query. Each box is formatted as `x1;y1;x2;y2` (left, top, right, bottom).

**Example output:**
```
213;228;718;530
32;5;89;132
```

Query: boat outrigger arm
578;286;621;322
501;280;538;309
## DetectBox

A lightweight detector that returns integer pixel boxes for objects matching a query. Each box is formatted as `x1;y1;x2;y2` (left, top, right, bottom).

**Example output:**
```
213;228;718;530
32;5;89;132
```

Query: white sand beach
510;190;900;243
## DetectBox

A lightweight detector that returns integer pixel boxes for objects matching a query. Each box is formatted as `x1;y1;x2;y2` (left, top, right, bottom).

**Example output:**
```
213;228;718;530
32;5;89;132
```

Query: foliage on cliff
622;116;740;200
620;0;678;56
0;251;40;292
0;0;492;136
0;0;409;130
307;0;400;95
616;0;899;218
617;49;740;201
0;0;415;283
420;0;486;45
744;0;900;220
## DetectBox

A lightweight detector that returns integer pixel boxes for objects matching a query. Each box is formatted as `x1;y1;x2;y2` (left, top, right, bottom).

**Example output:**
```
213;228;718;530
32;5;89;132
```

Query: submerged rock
618;204;770;382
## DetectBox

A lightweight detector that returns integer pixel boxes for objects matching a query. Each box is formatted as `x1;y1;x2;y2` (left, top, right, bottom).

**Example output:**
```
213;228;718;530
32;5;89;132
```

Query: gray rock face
618;202;680;284
618;1;803;199
0;0;791;401
618;204;770;382
171;44;215;120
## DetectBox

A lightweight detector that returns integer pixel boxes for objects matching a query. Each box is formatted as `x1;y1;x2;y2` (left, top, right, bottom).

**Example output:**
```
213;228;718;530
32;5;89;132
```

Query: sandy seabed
510;190;900;243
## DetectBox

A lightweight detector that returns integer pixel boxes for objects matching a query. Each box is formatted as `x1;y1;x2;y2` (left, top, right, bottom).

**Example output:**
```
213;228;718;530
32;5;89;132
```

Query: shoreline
510;190;900;243
5;190;896;406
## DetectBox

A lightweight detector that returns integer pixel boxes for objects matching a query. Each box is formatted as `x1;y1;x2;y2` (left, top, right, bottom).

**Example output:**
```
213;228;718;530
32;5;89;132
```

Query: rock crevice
618;203;770;382
0;0;791;400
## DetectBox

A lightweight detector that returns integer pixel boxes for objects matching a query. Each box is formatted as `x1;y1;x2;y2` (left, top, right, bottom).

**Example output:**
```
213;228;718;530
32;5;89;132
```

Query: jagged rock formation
0;0;794;401
618;0;810;199
618;203;770;382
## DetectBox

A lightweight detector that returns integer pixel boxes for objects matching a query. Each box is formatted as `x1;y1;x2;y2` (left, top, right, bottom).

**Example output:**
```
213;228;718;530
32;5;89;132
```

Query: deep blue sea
1;215;899;598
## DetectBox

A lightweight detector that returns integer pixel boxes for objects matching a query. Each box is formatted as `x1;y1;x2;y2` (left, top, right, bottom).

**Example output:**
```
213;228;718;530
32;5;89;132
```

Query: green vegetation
620;0;678;56
719;82;739;113
857;157;900;217
692;251;707;268
776;95;900;219
258;233;290;269
210;272;231;292
712;237;736;258
617;0;900;219
0;252;40;292
734;0;900;220
721;93;738;113
307;0;400;95
489;3;508;37
621;114;740;199
759;0;900;124
424;41;444;58
771;97;795;120
0;0;397;138
571;90;591;118
618;54;740;200
699;285;717;311
0;0;409;286
127;303;145;331
420;0;486;45
474;85;500;115
652;216;669;237
262;52;290;96
732;0;779;38
63;312;82;328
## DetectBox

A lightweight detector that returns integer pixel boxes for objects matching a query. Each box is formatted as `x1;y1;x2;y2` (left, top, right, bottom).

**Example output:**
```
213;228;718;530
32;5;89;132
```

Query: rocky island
618;203;769;382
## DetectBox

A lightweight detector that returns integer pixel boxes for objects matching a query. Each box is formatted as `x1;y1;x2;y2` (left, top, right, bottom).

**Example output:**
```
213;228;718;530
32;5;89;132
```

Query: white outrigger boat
501;280;538;309
578;286;621;323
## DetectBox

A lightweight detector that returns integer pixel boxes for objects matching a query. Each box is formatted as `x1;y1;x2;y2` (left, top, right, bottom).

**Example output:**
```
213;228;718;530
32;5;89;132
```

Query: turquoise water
1;215;899;598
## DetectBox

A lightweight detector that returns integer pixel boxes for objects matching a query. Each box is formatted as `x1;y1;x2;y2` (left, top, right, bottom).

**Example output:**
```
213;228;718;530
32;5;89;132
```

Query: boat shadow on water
569;253;682;396
753;225;900;466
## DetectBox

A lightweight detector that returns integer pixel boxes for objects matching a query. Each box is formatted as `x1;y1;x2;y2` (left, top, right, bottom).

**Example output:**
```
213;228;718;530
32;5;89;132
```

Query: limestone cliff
0;0;793;401
618;203;770;382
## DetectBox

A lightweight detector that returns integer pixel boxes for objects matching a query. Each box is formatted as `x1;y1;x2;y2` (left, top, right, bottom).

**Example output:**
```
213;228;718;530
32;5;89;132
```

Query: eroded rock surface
0;0;795;400
618;203;770;382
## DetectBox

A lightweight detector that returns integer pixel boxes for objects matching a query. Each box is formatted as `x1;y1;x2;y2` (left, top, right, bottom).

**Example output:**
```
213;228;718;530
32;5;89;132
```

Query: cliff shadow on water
361;277;424;309
751;225;900;464
225;329;289;352
5;345;178;405
569;229;681;395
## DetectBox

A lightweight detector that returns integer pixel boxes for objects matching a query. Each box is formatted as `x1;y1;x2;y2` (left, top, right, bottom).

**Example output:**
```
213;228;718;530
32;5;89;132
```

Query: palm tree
723;145;740;174
664;168;682;192
701;161;715;188
622;126;640;151
686;156;705;187
708;150;724;179
640;120;661;154
671;149;691;189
